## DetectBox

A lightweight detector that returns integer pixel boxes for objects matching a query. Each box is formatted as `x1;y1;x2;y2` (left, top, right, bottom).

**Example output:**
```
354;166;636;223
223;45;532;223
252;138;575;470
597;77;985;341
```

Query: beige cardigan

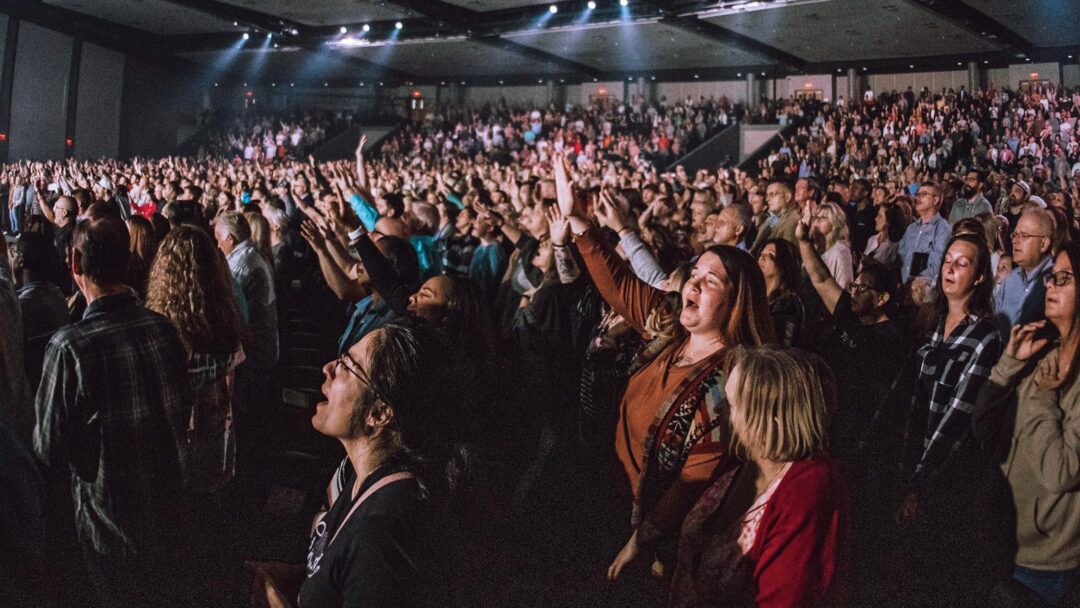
979;349;1080;570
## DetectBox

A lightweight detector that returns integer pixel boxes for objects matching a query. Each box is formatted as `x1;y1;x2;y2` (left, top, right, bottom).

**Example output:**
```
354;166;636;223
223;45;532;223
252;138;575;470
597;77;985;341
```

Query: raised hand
1006;320;1052;361
546;205;570;246
796;202;814;242
355;134;367;157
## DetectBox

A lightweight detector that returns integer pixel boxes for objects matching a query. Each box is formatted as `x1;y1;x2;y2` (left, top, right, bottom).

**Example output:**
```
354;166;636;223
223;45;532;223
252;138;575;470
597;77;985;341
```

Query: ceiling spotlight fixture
271;83;276;87
539;78;544;83
242;33;250;40
862;67;867;71
395;21;403;29
694;74;699;79
267;32;272;39
620;0;628;6
340;26;348;34
650;75;655;80
737;72;742;77
363;24;371;32
324;82;329;87
290;28;298;35
290;83;295;87
214;82;219;87
499;80;504;84
233;21;238;26
273;43;279;48
549;4;558;13
587;0;596;8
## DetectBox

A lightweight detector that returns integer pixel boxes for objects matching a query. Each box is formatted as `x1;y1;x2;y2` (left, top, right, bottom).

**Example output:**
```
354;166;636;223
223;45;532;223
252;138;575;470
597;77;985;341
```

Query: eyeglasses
1044;270;1075;287
1012;231;1050;241
333;353;369;383
848;283;876;295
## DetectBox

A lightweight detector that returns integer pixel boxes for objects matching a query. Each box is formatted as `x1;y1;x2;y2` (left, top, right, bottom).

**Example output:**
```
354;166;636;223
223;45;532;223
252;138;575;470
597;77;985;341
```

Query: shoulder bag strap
328;471;416;549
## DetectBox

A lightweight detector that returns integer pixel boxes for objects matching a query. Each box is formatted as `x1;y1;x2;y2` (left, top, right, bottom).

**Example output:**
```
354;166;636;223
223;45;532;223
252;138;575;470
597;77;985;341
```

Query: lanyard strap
328;472;416;548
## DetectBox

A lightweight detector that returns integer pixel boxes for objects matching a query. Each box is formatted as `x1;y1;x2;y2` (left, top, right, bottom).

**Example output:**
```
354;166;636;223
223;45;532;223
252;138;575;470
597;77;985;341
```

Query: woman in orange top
553;155;774;581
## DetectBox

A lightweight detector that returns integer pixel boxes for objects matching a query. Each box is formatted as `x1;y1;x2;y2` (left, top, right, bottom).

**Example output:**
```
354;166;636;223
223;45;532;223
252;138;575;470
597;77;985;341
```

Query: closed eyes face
680;251;732;335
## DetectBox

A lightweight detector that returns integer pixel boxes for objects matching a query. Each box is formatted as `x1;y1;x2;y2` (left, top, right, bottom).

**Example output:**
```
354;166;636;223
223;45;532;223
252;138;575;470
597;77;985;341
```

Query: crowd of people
197;109;359;160
3;80;1080;608
377;93;738;171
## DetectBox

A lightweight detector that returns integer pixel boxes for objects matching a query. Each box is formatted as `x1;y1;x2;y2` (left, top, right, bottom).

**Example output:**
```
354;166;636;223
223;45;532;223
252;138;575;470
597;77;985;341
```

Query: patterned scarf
628;338;731;526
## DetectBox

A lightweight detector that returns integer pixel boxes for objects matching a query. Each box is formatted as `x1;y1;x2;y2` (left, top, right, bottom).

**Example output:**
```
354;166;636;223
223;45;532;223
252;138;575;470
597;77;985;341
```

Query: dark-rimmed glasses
1044;270;1075;287
334;353;369;383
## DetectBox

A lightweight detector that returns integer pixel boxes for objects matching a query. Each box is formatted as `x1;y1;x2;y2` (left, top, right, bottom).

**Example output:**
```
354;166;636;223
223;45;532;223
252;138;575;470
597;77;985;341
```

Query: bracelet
347;226;367;241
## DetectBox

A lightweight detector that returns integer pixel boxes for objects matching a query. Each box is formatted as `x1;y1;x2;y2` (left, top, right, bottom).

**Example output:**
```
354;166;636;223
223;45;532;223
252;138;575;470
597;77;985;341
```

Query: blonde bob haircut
725;346;835;462
814;201;850;251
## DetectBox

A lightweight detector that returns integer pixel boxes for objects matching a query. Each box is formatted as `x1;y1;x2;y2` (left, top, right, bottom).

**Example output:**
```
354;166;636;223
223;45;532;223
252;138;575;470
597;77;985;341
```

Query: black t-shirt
299;459;428;608
820;292;909;459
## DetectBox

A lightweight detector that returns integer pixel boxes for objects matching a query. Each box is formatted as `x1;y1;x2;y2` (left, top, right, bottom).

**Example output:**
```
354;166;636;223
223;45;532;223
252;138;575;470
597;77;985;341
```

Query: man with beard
947;169;993;223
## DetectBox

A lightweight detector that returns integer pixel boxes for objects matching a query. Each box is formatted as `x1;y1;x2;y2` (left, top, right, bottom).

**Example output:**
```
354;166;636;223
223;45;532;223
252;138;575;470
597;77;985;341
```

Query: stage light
340;26;348;34
363;24;371;32
549;4;558;13
587;1;596;8
620;0;628;6
267;32;272;39
273;43;279;48
242;33;250;40
395;21;403;29
233;21;238;26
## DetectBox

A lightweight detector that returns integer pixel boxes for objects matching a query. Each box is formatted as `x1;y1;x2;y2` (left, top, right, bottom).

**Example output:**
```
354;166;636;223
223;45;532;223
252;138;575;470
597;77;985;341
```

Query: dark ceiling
4;0;1079;86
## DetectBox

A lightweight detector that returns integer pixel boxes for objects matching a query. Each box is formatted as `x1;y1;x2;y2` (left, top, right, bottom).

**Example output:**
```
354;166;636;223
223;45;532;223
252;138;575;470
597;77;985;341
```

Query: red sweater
671;457;849;608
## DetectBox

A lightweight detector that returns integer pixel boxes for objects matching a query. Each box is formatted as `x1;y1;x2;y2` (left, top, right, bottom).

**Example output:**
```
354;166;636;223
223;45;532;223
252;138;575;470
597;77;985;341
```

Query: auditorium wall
119;57;203;158
9;22;71;161
74;43;124;160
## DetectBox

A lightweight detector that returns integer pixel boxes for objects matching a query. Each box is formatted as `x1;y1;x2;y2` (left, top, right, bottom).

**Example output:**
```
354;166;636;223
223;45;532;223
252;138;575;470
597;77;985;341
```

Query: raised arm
796;202;843;314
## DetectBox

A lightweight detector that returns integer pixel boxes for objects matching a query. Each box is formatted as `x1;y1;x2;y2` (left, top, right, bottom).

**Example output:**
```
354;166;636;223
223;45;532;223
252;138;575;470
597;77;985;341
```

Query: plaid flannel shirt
34;290;192;555
906;314;1002;490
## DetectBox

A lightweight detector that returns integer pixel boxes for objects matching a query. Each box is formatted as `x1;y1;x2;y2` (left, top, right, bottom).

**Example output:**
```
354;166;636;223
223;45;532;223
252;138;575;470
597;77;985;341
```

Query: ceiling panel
44;0;238;34
705;0;1004;62
959;0;1080;48
338;38;567;77
181;48;380;82
214;0;413;27
506;21;769;72
439;0;557;11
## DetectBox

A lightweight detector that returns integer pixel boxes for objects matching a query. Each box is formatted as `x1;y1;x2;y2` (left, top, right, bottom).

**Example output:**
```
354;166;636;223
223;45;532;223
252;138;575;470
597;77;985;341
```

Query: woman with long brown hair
554;155;774;582
126;215;158;297
146;224;247;494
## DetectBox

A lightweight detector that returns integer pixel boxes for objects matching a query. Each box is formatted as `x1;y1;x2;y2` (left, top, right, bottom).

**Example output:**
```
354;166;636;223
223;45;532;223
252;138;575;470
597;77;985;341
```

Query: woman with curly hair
146;224;247;493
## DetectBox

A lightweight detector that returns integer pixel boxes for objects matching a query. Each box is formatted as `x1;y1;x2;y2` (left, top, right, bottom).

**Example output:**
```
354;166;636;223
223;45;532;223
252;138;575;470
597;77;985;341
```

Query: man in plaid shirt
33;214;193;606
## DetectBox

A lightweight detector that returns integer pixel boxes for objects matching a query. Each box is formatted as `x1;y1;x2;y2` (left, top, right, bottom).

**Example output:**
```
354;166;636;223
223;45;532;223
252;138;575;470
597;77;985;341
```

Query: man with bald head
994;208;1054;338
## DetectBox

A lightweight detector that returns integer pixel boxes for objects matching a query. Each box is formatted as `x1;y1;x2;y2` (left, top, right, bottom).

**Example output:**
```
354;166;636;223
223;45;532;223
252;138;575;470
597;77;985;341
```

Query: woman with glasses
871;234;1002;605
977;240;1080;605
251;318;478;607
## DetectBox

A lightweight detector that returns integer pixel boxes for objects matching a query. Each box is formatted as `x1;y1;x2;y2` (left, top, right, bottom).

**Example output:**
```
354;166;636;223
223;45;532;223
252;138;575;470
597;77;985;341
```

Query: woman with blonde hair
146;225;247;494
670;346;848;607
810;201;854;290
244;210;274;268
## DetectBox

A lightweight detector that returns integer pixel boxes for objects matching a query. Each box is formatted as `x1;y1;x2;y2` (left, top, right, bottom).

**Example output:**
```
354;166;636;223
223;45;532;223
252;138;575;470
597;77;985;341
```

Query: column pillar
0;17;19;164
746;72;759;109
968;61;981;93
829;73;837;104
546;79;555;106
847;67;858;104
